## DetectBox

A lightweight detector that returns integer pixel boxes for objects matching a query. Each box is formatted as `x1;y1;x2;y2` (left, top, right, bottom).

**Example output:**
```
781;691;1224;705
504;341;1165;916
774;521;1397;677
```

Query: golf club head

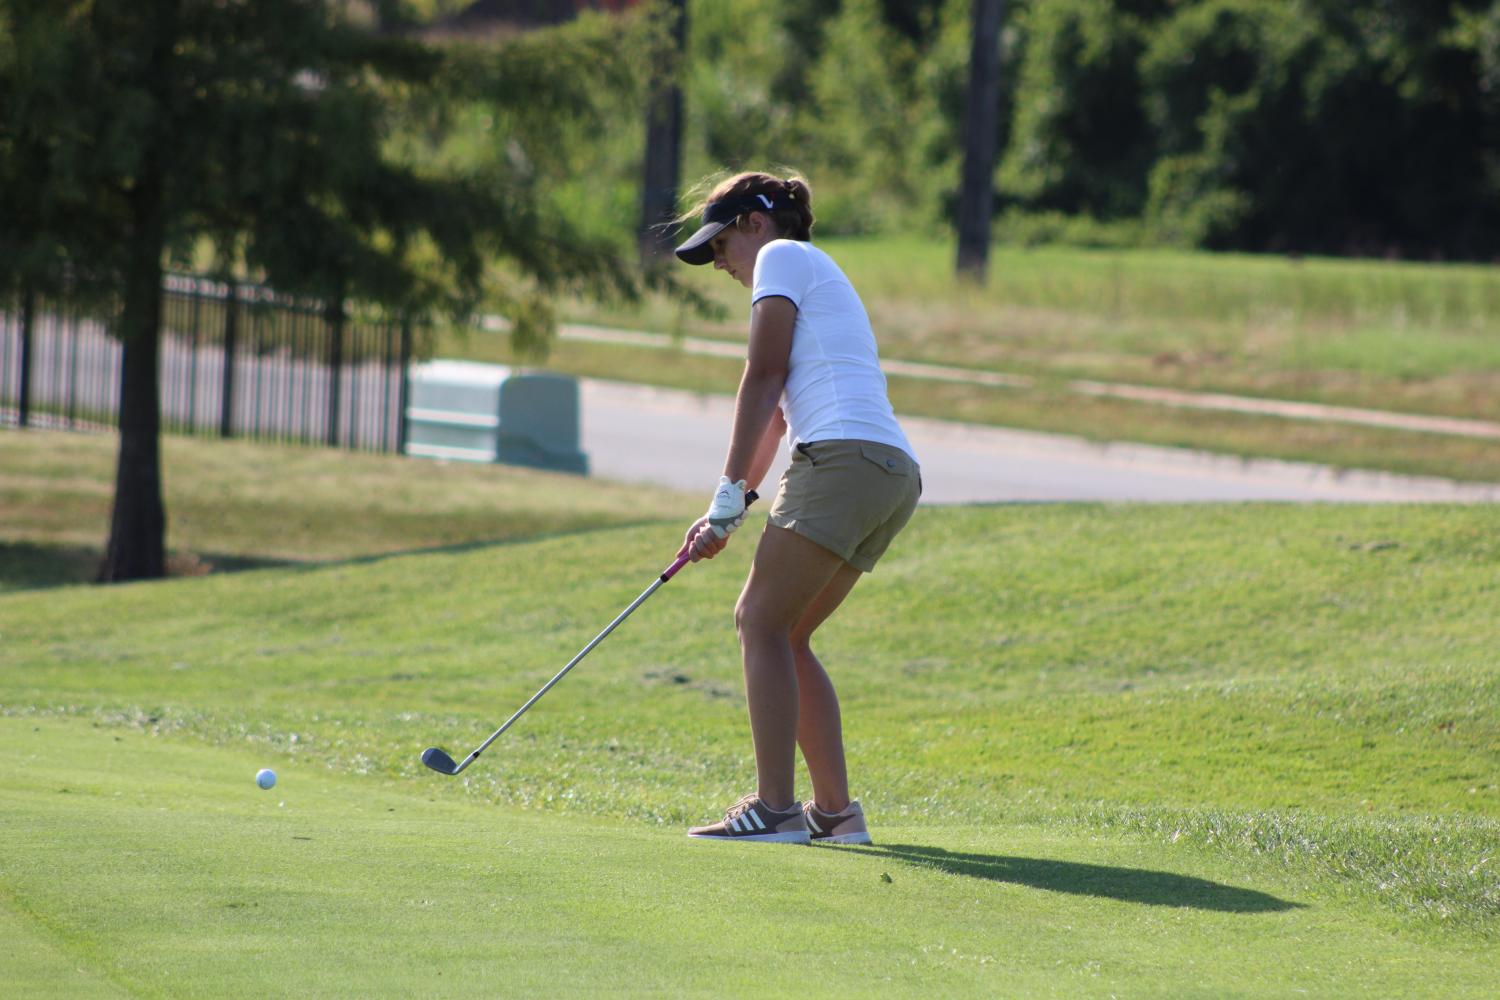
421;746;460;775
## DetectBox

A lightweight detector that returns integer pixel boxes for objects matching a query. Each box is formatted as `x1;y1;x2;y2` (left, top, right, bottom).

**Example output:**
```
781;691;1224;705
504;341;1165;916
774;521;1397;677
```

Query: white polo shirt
751;239;916;462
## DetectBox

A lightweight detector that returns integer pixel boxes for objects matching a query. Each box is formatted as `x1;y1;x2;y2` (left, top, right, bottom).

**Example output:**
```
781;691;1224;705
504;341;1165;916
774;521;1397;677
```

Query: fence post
326;301;345;448
187;284;201;431
220;279;238;438
18;286;35;428
396;316;412;455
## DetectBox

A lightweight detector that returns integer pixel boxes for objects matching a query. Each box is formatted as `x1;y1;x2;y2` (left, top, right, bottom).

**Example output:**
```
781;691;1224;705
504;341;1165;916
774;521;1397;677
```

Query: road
562;323;1500;442
578;379;1500;503
7;311;1497;502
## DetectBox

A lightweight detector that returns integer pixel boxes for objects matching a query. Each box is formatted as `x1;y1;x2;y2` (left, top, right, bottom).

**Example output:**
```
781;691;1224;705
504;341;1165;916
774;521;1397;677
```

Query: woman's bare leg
789;564;863;813
735;525;848;810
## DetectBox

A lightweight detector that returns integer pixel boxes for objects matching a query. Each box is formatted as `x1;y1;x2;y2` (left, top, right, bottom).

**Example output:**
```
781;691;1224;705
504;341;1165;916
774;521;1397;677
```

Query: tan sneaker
687;793;811;844
803;800;872;845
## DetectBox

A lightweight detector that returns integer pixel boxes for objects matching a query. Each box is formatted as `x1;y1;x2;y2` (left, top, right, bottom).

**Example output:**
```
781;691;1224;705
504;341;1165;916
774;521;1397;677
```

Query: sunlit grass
0;428;700;589
4;500;1497;938
538;238;1500;422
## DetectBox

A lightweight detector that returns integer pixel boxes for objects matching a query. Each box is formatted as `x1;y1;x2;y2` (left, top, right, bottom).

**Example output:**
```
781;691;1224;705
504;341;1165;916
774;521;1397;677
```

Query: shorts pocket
859;444;911;476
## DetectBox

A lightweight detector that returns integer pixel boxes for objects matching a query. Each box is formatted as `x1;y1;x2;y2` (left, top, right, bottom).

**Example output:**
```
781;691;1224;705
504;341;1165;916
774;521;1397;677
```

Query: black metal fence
0;274;411;452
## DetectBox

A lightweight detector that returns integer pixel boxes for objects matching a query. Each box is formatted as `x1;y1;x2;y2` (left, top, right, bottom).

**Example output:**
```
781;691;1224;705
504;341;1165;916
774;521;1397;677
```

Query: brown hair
679;171;815;241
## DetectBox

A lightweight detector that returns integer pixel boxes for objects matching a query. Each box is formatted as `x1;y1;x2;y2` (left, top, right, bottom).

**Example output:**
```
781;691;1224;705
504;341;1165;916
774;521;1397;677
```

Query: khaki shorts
767;439;921;573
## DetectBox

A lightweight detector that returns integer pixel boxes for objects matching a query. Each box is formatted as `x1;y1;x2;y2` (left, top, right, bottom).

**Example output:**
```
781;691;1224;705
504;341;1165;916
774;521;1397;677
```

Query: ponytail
679;170;815;242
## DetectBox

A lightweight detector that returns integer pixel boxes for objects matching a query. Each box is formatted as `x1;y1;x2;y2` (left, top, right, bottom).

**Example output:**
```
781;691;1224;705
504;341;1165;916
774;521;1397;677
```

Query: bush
997;0;1154;220
995;208;1145;249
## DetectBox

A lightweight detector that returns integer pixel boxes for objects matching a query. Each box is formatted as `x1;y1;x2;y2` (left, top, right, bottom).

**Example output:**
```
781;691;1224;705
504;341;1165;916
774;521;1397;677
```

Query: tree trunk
99;235;167;582
956;0;1005;283
99;7;175;583
638;0;687;260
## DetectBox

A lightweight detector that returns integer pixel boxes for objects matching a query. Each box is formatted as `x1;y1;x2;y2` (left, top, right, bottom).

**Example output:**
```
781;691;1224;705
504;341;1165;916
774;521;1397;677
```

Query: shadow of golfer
841;844;1300;913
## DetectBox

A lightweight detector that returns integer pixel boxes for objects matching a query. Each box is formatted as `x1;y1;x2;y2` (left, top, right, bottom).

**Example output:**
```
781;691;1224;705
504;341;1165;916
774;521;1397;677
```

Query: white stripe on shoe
686;795;812;843
805;812;824;834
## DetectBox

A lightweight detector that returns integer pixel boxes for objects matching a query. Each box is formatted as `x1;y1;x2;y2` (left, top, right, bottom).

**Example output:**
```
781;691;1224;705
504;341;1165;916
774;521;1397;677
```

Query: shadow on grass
0;518;684;592
0;542;101;591
843;844;1301;914
0;541;296;592
268;517;689;575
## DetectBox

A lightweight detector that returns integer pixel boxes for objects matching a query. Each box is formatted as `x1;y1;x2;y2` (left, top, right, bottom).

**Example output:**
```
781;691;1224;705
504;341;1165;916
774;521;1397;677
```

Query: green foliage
0;0;657;333
682;0;803;172
0;0;675;581
9;0;1498;295
998;0;1153;219
802;0;924;233
1137;1;1321;249
0;1;118;299
996;208;1145;249
676;0;974;236
908;0;981;223
660;0;1489;251
1449;2;1500;99
1132;0;1500;255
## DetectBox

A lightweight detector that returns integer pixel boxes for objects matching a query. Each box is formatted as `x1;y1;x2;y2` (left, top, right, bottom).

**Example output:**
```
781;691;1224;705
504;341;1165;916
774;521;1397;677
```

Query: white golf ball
255;768;277;790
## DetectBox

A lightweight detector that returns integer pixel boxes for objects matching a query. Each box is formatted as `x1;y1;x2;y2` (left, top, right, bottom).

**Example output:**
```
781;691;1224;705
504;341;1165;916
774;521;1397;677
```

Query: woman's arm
681;296;796;562
744;405;787;492
721;295;796;483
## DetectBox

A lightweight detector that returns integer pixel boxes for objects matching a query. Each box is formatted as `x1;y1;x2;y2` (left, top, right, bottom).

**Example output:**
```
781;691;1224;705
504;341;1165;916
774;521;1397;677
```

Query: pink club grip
660;552;692;582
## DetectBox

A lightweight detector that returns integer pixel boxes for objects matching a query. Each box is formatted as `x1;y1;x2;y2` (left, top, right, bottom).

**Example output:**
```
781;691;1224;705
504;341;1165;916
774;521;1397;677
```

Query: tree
997;0;1154;220
0;1;119;427
955;0;1005;280
0;0;646;582
994;0;1500;256
1138;0;1500;256
639;0;687;258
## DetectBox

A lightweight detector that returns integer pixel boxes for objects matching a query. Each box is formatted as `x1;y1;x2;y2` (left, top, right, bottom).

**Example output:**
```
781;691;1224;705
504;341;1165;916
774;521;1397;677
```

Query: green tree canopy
1000;0;1500;256
0;0;657;580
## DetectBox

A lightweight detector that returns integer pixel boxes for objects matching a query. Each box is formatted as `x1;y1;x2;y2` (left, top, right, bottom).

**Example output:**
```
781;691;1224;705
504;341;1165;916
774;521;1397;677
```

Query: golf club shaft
451;490;758;773
455;573;669;770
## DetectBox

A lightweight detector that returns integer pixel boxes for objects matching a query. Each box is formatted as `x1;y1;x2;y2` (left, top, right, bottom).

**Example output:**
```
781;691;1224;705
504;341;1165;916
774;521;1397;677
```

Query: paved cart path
561;323;1500;442
7;309;1498;502
578;379;1500;504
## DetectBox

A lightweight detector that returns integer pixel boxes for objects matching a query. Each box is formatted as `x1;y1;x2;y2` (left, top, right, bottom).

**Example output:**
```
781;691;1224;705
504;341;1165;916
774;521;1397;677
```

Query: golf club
421;490;758;776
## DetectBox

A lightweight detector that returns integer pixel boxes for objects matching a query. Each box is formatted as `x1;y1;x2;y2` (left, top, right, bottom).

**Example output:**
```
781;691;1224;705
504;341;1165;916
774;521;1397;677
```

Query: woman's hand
678;516;731;562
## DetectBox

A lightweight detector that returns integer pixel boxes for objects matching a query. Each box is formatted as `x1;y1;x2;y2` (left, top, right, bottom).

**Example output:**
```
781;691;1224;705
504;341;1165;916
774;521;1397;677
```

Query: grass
3;717;1496;998
2;430;1497;994
0;428;701;589
567;240;1500;413
439;238;1500;483
437;332;1500;484
1;428;1498;994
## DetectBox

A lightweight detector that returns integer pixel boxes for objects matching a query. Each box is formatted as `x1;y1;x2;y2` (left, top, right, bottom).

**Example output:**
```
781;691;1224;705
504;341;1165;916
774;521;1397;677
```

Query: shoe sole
686;831;812;844
812;832;872;845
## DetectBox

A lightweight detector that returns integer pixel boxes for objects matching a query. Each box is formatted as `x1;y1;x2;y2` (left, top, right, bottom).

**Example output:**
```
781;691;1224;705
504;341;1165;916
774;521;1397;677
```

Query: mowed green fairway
3;718;1493;998
3;498;1498;995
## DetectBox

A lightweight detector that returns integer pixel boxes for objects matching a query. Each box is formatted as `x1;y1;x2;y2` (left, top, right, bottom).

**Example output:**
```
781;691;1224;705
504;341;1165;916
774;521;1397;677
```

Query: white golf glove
705;476;748;538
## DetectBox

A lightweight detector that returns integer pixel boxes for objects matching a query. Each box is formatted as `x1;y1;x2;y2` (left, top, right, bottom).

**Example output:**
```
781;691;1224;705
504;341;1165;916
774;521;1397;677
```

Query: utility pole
639;0;687;260
956;0;1005;283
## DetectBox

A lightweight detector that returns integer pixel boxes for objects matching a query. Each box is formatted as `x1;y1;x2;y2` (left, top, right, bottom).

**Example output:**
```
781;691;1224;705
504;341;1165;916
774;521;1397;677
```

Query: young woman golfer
674;172;921;845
